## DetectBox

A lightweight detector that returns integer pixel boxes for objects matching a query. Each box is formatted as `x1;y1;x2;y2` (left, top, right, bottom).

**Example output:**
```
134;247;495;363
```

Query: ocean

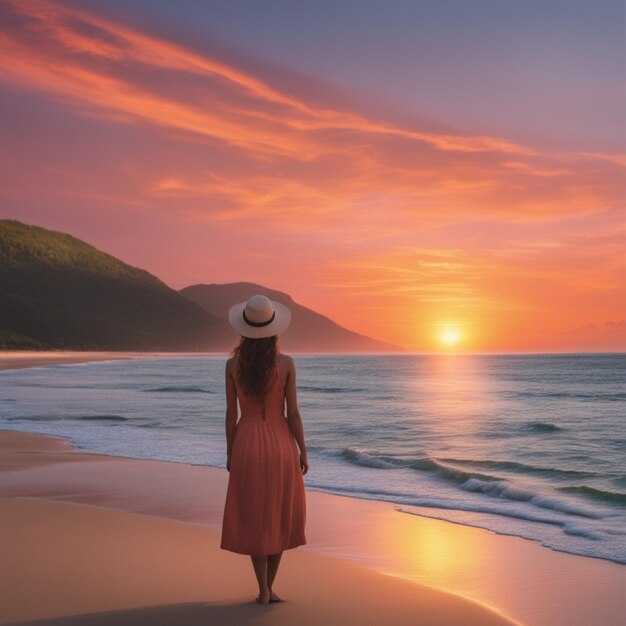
1;353;624;564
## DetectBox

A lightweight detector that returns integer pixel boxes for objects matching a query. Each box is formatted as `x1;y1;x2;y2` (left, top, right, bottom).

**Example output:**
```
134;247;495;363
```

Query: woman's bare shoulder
279;353;295;371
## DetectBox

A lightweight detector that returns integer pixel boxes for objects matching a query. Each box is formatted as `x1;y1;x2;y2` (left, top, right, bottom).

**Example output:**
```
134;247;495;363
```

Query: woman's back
231;353;288;422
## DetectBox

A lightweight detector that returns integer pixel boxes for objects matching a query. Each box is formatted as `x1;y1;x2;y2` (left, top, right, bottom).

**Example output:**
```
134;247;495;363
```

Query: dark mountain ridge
180;282;402;353
0;220;228;350
0;220;402;353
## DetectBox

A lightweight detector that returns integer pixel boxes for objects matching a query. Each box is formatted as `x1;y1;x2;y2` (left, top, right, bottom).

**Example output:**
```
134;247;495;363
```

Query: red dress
220;355;307;556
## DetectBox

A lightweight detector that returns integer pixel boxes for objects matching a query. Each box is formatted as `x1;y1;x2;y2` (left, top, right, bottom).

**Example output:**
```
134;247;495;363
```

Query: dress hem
219;538;306;557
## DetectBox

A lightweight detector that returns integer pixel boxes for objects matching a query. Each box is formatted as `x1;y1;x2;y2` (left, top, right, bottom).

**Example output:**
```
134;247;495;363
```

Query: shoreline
1;429;625;626
0;351;165;371
1;350;623;374
0;350;232;371
0;429;519;626
3;421;624;567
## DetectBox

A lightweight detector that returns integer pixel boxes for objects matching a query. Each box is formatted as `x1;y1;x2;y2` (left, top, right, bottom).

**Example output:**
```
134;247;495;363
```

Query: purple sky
72;0;625;152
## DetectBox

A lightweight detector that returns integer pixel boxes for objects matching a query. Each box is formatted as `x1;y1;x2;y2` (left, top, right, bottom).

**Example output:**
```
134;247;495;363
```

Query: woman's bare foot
269;590;284;603
255;588;271;604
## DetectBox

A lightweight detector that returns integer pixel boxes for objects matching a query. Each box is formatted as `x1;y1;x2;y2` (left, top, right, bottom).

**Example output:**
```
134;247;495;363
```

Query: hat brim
228;300;291;339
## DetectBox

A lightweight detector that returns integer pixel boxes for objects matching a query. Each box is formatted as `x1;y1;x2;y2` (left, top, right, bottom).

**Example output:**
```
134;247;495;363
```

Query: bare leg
267;551;284;601
250;556;270;604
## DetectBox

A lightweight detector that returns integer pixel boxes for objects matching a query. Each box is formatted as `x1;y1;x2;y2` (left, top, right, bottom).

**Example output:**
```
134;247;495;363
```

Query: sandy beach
1;430;520;626
0;351;201;371
0;428;624;626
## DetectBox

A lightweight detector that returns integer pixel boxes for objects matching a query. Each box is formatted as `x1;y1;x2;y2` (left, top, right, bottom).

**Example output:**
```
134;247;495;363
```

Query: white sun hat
228;294;291;339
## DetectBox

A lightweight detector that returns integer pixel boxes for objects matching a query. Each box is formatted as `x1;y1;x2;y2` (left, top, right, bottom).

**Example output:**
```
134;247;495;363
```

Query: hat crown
244;294;274;324
228;294;290;338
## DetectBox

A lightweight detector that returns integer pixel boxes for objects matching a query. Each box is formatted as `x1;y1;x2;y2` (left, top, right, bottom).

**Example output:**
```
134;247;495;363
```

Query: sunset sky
1;0;624;353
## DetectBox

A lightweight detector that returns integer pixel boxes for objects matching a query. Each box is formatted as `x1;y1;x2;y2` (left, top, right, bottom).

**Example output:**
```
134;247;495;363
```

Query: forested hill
0;220;228;350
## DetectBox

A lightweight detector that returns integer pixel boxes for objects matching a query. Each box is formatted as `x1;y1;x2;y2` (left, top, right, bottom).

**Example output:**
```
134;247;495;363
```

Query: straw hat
228;294;291;338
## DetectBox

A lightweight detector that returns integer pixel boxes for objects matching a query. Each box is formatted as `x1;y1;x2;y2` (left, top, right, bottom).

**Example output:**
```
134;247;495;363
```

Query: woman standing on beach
220;294;308;605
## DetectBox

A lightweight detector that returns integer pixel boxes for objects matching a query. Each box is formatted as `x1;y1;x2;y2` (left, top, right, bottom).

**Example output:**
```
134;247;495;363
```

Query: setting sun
440;330;461;347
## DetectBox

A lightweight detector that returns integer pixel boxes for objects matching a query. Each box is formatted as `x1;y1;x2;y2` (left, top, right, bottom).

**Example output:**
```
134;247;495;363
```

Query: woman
220;294;308;605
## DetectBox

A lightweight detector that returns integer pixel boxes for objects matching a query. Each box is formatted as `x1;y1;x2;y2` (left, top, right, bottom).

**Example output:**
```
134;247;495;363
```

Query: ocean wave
336;448;608;519
143;386;214;394
75;415;129;422
478;420;565;439
461;477;535;501
557;485;626;506
7;414;129;422
436;456;598;479
529;494;603;518
513;391;626;402
462;478;602;518
339;448;502;483
561;522;603;540
306;480;583;530
523;421;563;433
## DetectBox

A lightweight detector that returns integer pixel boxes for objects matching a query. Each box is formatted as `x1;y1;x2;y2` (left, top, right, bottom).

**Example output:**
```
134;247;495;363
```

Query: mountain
0;220;402;353
180;282;403;353
0;220;229;351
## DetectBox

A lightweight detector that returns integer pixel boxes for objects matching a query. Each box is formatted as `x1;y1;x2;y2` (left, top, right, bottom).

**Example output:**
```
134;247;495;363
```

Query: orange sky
0;0;624;352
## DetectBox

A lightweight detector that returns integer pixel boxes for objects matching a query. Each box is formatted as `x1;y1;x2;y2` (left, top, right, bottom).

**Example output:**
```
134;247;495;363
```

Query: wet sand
0;431;624;625
0;430;520;625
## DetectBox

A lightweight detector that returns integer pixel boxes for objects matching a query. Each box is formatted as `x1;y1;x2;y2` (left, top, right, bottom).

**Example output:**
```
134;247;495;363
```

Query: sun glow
439;329;461;347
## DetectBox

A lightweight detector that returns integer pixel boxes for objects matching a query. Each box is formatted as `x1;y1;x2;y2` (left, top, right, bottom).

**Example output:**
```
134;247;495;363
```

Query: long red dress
220;355;307;556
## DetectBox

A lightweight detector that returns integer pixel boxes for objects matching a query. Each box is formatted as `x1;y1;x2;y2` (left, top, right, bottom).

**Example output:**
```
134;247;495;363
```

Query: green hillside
0;220;228;350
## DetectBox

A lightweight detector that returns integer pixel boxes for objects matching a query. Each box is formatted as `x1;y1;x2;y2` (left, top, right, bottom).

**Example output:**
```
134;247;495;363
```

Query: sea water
1;353;624;563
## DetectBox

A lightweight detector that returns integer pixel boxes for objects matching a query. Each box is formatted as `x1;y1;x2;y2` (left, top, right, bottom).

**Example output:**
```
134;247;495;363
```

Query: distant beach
0;351;153;371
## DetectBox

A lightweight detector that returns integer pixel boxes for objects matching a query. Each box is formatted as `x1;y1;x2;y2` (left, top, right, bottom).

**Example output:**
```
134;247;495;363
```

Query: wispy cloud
0;0;623;230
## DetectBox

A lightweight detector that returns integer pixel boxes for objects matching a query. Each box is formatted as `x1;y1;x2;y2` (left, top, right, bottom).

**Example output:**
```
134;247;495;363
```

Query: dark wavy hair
231;335;279;399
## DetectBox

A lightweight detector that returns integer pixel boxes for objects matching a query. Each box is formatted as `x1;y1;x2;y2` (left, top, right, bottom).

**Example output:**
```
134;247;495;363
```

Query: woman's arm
285;356;309;475
224;358;238;471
